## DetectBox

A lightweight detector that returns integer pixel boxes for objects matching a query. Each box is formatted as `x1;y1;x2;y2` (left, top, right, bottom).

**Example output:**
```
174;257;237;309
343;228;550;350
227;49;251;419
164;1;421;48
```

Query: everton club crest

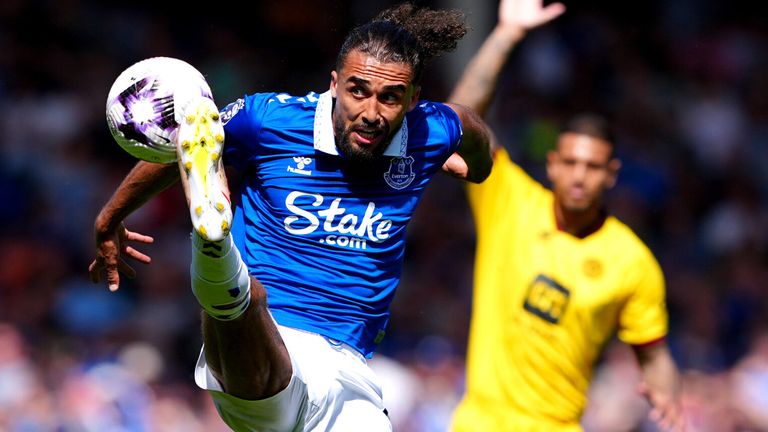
384;156;415;190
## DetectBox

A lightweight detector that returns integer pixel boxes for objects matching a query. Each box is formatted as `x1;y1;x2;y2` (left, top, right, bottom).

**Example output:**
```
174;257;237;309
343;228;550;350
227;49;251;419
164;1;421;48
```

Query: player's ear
605;158;622;188
330;71;339;98
546;150;558;182
407;85;421;111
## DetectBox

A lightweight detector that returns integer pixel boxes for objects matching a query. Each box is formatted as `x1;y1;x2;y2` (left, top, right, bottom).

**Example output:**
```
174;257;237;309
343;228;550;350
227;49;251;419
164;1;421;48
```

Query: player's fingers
667;408;685;432
124;230;154;244
105;265;121;292
648;404;664;424
539;3;566;24
656;405;679;432
88;259;103;283
658;412;672;431
636;381;649;397
118;258;137;280
123;245;152;264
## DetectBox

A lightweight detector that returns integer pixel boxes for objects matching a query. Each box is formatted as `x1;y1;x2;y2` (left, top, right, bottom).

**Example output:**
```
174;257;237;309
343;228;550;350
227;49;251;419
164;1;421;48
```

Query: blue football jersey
220;91;462;357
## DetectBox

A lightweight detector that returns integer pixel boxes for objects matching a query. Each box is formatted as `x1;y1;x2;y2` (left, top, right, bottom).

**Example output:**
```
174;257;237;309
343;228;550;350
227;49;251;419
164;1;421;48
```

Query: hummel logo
294;157;311;169
287;157;313;175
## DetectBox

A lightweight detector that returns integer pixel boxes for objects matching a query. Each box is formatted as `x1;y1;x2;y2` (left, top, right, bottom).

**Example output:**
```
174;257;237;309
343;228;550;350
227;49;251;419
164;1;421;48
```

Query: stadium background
1;0;767;430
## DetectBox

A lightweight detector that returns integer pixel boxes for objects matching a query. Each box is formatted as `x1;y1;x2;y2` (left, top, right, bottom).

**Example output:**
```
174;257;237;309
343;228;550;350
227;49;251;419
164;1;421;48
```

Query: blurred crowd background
1;0;767;430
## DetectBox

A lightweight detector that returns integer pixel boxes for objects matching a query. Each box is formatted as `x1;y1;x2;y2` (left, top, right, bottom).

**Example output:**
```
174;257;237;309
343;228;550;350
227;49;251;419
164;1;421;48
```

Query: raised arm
88;161;180;292
633;342;686;432
449;0;565;117
442;0;564;174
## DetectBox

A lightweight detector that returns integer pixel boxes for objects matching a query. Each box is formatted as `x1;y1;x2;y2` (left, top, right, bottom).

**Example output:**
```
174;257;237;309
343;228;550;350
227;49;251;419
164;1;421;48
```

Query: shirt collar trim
313;90;408;157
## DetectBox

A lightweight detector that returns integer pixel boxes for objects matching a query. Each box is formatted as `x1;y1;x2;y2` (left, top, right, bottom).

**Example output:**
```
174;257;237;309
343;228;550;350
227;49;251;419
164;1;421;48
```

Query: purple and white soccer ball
105;57;213;164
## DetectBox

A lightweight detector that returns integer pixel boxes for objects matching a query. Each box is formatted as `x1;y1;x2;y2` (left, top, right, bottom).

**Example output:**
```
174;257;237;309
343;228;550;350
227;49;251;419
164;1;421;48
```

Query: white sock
190;232;251;321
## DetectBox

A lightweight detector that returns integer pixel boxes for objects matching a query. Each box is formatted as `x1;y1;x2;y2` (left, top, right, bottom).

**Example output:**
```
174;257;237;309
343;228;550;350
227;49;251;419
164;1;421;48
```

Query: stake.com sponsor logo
283;191;393;250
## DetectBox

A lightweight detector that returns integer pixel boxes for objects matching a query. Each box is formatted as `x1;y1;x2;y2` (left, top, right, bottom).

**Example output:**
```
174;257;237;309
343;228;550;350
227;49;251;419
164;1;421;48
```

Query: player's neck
554;201;607;239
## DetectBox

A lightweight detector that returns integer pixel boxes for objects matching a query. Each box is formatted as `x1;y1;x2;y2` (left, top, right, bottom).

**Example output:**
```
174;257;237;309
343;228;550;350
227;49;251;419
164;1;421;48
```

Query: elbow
470;169;492;184
467;158;493;183
467;140;494;183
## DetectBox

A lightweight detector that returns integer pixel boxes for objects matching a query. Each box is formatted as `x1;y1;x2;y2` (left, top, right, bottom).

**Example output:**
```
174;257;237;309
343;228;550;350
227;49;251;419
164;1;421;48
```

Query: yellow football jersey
451;148;668;432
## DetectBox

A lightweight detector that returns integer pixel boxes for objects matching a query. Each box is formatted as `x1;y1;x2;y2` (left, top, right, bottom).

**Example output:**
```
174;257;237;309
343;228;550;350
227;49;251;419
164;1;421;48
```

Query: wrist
494;24;526;44
94;212;121;239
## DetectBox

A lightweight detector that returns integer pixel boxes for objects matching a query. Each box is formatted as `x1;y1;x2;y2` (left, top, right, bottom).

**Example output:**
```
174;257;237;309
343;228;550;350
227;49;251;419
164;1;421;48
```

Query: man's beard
334;115;388;165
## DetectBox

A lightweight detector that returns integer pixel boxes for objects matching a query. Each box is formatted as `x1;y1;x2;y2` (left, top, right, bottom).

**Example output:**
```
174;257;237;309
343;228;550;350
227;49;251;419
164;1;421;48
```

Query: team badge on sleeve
384;156;415;190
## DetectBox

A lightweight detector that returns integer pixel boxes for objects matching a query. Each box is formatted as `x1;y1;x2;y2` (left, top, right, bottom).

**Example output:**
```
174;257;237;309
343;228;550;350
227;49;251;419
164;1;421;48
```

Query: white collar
313;90;408;157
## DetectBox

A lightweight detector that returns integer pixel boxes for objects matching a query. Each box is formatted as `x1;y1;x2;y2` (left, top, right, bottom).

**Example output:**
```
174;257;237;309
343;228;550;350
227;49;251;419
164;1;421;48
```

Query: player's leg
201;277;293;400
177;96;293;400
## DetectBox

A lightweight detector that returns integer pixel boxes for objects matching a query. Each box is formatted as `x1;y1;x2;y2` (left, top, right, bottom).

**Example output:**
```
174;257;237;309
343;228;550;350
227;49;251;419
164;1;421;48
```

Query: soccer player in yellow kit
446;0;685;431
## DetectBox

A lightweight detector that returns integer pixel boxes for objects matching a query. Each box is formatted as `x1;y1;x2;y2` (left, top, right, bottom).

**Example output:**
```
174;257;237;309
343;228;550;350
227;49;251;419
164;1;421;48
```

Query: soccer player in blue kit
89;3;492;431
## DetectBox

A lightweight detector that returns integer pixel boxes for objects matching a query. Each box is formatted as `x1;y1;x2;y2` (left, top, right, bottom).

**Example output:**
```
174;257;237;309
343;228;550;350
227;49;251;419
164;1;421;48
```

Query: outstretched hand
498;0;566;32
638;381;686;432
88;223;153;292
